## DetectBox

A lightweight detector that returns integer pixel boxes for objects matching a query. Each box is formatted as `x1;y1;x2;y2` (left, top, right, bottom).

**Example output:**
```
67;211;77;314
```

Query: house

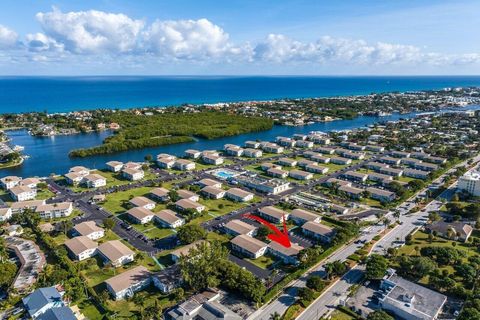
424;156;447;164
403;168;430;180
198;178;222;189
98;240;135;267
311;154;331;163
378;167;404;177
149;187;170;202
302;221;336;243
224;145;244;157
154;209;185;228
225;188;254;202
261;142;284;154
129;196;156;210
245;141;260;149
0;175;22;189
343;171;368;183
316;146;335;154
261;162;281;171
243;148;262;158
298;159;317;168
9;185;36;201
105;266;152;300
330;157;352;165
64;172;83;185
157;157;176;169
296;140;314;148
268;242;304;265
170;240;206;263
175;199;205;213
379;271;447;320
230;235;268;259
224;219;257;237
127;207;155;224
173;159;196;171
325;178;351;187
82;173;107;188
342;151;365;160
379;156;401;166
72;221;105;240
289;169;313;180
276;137;296;148
309;136;330;145
10;199;45;213
22;287;65;319
106;161;124;172
202;154;224;165
0;207;12;222
330;204;350;215
121;168;144;181
124;161;142;170
390;150;411;158
185;149;201;159
177;189;199;201
35;202;73;219
367;172;393;184
366;145;385;152
201;186;226;199
152;265;182;293
366;187;396;202
277;158;298;167
64;236;98;261
366;161;389;171
305;164;329;174
69;166;90;176
414;162;438;172
338;185;364;199
425;221;473;242
290;208;321;225
20;178;41;189
37;307;76;320
235;175;290;195
293;133;307;140
257;206;289;223
267;168;288;179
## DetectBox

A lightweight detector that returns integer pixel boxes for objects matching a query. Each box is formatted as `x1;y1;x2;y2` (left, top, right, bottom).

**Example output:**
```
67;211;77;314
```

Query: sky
0;0;479;75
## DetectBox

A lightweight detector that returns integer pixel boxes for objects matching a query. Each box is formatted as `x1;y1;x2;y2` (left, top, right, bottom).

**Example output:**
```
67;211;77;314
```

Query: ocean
1;76;480;113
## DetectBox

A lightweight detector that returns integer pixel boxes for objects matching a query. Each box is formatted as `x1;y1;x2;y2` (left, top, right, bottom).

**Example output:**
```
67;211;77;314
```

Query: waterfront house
175;199;205;213
245;141;260;149
19;178;41;189
198;178;222;189
257;206;289;223
277;158;298;167
149;187;170;202
295;140;314;148
276;137;296;148
69;166;90;176
177;189;199;201
129;196;155;210
0;175;22;190
22;287;65;319
82;173;107;188
105;266;151;300
173;159;196;171
106;161;123;172
9;185;36;201
343;171;368;183
201;186;226;199
289;169;313;180
98;240;135;267
267;167;288;179
64;236;98;261
124;162;142;170
230;235;268;259
261;142;284;154
72;221;105;240
338;185;364;199
64;172;83;185
243;148;262;158
225;188;254;202
157;157;175;169
305;164;329;174
290;208;321;225
121;168;144;181
185;149;201;159
127;207;155;224
225;145;244;157
302;221;336;243
224;219;257;237
35;202;73;219
154;209;185;228
366;187;396;202
268;242;304;265
330;157;352;165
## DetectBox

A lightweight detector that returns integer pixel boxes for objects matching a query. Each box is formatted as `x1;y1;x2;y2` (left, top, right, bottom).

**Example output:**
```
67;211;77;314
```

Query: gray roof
22;287;62;317
37;307;76;320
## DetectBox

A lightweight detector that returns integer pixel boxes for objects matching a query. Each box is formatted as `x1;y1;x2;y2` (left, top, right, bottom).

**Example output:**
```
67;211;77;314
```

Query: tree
256;225;272;241
0;262;17;289
365;254;389;280
298;287;315;307
367;310;394;320
306;276;326;291
103;218;116;230
177;224;207;244
144;154;153;161
428;212;441;222
169;190;180;202
269;312;281;320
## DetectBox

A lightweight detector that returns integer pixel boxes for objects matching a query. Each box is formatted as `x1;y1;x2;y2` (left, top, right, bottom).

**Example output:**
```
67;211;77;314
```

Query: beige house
98;240;135;267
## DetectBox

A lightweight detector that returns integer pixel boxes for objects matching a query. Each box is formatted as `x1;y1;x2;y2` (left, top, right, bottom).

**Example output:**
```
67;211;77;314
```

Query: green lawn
330;309;356;320
77;299;103;320
102;186;153;214
245;254;276;269
36;188;55;200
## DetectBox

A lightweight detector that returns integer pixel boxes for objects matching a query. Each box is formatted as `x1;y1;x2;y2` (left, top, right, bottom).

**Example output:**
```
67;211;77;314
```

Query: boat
13;145;24;151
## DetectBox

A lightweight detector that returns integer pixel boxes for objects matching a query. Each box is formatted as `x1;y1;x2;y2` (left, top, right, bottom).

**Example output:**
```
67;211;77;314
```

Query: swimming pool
209;168;244;180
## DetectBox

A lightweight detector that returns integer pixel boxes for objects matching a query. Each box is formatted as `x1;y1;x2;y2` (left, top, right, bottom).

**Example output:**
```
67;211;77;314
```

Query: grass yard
330;309;356;320
102;186;153;214
245;254;276;269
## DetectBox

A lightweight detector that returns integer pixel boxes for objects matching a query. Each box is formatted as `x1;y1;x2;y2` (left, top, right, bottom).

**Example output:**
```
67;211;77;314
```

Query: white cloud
0;24;18;49
36;8;144;54
25;33;64;52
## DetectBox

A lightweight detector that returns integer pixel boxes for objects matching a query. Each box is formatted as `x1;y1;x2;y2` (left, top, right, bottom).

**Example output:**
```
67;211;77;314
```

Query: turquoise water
1;76;480;113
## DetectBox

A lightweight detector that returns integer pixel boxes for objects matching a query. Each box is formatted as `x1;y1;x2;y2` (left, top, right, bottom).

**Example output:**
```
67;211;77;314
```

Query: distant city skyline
0;0;479;75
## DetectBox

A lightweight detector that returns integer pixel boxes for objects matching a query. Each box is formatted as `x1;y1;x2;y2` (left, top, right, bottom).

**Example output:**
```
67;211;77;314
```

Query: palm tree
393;209;401;221
383;218;391;229
269;312;281;320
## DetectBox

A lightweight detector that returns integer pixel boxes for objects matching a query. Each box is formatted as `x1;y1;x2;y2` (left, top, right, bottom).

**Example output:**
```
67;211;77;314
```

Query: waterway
2;105;478;178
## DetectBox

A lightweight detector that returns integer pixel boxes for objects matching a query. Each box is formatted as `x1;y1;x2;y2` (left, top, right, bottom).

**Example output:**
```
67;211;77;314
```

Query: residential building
152;265;182;294
173;159;196;171
261;142;284;154
390;151;411;158
98;240;135;267
267;167;288;179
22;287;65;319
106;161;123;172
64;172;83;185
198;178;222;189
35;202;73;219
290;208;321;225
403;168;430;180
289;169;313;180
330;157;352;165
425;221;473;242
185;149;201;159
201;186;226;199
105;266;152;300
9;185;36;201
338;185;364;199
277;158;298;167
276;137;296;148
261;162;281;171
72;221;105;240
311;154;331;163
149;187;170;202
129;196;156;210
69;166;90;176
268;242;304;265
224;145;244;156
414;162;439;172
366;161;389;171
170;240;206;263
157;157;175;169
82;173;107;188
175;199;205;213
37;307;76;320
316;146;335;154
458;170;480;196
244;141;260;149
235;175;290;195
302;221;336;243
202;154;224;165
243;148;262;158
224;219;256;237
64;236;98;261
10;199;45;213
0;175;21;189
330;204;350;215
366;145;385;152
0;207;12;222
305;164;329;174
230;235;268;259
121;168;144;181
367;172;393;184
127;207;155;224
177;189;199;201
225;188;254;202
325;178;351;187
296;140;314;148
154;209;185;228
378;166;404;177
257;206;289;223
298;159;317;168
379;156;401;166
366;187;396;202
19;178;41;189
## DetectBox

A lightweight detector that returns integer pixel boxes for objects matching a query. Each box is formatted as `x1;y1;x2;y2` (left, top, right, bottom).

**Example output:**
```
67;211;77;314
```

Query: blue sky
0;0;479;75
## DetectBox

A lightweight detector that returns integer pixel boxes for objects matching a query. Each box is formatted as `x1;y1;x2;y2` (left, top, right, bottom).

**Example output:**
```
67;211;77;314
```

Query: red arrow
243;213;291;248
